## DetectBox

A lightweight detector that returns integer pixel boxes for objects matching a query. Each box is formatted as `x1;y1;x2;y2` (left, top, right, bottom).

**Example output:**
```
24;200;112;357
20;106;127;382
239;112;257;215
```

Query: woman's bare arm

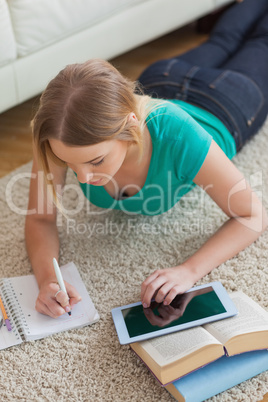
25;145;81;317
141;140;268;307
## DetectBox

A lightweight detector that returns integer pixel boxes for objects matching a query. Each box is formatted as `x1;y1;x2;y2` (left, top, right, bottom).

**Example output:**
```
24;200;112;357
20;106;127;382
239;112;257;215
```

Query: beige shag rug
0;119;268;402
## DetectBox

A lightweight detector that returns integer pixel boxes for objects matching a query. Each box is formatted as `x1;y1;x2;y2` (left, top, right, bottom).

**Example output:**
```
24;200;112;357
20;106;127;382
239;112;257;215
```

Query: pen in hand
53;258;71;316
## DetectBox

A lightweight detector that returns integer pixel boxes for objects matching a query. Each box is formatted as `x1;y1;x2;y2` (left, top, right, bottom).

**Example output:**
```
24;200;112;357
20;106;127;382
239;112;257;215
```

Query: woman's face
49;138;129;185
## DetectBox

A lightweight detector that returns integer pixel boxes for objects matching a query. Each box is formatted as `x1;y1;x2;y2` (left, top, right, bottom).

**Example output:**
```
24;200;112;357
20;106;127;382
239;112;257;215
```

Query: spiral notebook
0;262;99;350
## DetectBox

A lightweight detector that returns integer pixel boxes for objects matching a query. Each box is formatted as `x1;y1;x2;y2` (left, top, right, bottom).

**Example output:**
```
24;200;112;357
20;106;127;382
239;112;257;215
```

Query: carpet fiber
0;119;268;401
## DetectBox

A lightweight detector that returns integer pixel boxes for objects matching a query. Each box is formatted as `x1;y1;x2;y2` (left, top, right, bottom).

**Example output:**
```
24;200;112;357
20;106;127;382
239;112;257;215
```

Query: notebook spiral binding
0;278;30;340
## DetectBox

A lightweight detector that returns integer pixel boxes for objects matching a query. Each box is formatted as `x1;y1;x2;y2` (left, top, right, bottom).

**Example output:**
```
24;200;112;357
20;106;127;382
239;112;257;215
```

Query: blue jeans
138;0;268;151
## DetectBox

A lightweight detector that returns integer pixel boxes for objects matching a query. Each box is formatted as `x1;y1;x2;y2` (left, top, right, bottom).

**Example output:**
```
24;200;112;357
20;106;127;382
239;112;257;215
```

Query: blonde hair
32;59;164;207
32;59;154;173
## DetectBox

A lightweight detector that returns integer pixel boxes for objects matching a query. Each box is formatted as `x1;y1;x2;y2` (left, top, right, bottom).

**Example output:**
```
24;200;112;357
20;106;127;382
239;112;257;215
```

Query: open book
130;291;268;386
0;262;99;350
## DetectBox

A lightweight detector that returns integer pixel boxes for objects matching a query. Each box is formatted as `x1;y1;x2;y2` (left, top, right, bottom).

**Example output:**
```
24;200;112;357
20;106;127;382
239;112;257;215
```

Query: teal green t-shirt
79;100;236;215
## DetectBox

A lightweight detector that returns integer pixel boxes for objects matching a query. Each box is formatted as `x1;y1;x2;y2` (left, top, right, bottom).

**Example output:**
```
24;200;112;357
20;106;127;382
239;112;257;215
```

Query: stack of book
130;291;268;401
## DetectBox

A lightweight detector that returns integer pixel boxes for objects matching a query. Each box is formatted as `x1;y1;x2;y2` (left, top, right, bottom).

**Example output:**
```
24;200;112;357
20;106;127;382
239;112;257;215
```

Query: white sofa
0;0;233;114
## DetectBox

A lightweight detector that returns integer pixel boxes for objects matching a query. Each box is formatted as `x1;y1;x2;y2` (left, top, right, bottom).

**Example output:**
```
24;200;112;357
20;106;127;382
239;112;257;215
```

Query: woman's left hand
141;265;197;308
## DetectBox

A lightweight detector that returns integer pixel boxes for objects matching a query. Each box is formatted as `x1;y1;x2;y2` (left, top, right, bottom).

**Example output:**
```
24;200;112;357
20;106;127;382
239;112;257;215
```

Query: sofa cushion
215;0;233;6
8;0;145;57
0;0;17;66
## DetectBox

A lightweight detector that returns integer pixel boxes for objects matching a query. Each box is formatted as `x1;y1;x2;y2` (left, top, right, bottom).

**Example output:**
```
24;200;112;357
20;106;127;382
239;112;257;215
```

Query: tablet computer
111;281;238;345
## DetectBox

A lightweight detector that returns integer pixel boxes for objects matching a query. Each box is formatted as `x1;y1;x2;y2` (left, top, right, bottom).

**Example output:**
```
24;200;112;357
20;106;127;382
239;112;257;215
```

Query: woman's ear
128;112;137;122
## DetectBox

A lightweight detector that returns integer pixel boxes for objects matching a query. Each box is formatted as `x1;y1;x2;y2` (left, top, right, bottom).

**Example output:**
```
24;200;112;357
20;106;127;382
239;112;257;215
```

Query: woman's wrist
31;261;58;289
175;261;202;284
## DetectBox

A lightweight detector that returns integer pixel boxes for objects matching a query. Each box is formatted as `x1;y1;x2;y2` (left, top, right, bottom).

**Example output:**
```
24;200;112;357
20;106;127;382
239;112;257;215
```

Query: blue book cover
165;350;268;402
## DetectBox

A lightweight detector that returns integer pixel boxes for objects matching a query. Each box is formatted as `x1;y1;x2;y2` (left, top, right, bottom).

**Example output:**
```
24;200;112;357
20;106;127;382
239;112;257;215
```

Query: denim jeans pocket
209;70;264;126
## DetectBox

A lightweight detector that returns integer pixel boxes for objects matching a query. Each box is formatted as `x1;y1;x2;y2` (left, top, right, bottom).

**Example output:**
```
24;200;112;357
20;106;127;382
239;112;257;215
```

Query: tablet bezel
111;281;238;345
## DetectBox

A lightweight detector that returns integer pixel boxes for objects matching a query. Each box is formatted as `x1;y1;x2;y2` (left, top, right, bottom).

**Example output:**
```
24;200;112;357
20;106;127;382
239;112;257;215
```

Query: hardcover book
130;291;268;385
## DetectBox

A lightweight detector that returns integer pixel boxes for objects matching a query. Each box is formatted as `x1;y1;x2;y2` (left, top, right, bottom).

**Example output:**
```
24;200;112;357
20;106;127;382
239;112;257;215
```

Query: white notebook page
4;262;99;341
0;319;23;350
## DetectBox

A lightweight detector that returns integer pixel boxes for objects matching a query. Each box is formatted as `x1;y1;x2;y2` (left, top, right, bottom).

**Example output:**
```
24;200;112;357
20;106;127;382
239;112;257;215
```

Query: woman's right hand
35;280;82;318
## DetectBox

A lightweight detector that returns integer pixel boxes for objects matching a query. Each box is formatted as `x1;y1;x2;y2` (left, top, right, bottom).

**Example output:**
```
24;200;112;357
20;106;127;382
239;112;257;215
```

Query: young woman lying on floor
26;0;268;317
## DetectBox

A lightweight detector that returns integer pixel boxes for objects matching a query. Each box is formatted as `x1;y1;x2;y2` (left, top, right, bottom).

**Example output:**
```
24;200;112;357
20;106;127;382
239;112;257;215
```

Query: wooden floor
0;22;267;402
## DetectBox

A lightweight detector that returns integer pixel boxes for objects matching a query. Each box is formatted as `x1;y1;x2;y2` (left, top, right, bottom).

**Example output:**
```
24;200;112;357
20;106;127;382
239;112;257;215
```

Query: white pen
53;258;71;316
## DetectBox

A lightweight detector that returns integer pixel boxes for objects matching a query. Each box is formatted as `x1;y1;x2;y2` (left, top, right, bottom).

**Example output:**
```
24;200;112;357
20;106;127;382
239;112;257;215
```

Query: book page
4;262;99;341
204;291;268;344
138;326;222;366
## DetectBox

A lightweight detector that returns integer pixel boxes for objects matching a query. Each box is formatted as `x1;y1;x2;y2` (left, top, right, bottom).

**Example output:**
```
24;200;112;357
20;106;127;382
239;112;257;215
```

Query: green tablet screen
122;286;226;338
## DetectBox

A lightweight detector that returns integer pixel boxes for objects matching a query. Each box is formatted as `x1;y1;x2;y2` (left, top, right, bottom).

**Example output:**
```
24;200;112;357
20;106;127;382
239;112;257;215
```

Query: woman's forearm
25;216;60;288
141;203;267;307
182;208;268;281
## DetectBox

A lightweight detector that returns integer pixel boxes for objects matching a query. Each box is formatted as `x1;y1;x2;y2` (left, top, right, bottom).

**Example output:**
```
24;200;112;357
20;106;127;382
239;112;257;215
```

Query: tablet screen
122;286;226;338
